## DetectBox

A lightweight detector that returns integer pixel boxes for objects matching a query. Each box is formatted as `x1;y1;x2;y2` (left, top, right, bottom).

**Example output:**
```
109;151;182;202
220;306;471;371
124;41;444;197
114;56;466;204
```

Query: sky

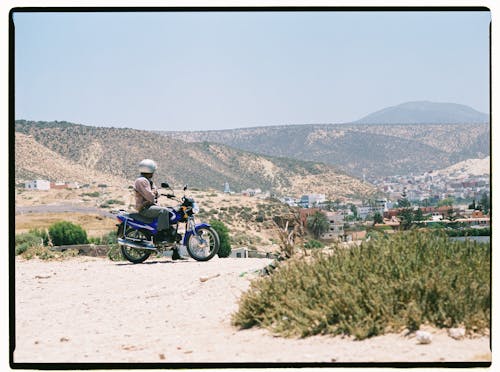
13;9;491;131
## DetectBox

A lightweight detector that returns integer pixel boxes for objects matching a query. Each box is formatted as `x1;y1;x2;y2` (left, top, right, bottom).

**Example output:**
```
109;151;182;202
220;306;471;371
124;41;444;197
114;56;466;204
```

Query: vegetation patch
81;191;100;197
210;219;232;258
100;199;124;208
48;221;88;246
17;243;80;260
15;224;120;260
232;231;490;340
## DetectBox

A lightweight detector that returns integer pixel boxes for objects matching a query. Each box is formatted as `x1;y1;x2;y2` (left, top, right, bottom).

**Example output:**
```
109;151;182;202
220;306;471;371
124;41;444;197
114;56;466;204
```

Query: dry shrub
232;230;490;339
20;245;79;260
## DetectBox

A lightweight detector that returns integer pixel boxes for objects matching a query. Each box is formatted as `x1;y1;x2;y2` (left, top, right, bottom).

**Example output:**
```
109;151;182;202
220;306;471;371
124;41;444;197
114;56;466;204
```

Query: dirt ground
13;256;491;366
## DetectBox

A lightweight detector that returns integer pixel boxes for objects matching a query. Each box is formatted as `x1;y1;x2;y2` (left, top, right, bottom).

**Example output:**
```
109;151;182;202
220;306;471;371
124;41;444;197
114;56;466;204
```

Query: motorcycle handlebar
161;193;176;199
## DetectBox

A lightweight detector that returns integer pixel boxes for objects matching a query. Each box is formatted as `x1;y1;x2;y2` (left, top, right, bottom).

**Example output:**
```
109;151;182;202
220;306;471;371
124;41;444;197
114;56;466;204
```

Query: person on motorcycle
134;159;182;259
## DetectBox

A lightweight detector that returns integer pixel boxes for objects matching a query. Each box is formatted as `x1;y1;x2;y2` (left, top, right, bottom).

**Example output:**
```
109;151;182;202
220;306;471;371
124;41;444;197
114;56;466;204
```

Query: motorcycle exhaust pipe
117;238;157;251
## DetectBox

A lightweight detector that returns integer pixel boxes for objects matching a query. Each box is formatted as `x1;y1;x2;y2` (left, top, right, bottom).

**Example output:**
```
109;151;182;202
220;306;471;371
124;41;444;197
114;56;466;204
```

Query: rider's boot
172;247;186;260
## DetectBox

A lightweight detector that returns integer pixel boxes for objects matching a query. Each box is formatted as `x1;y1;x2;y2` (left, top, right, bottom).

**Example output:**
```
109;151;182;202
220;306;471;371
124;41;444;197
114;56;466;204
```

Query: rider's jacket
134;176;158;212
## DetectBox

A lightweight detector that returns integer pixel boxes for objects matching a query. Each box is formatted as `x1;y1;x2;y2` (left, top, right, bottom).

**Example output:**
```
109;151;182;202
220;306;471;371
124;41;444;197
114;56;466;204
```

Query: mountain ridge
14;99;490;193
161;122;489;177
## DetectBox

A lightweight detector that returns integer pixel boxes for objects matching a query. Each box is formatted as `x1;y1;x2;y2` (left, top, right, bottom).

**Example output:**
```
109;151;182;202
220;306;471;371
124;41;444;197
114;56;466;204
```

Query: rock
199;273;220;282
448;328;466;340
416;330;432;344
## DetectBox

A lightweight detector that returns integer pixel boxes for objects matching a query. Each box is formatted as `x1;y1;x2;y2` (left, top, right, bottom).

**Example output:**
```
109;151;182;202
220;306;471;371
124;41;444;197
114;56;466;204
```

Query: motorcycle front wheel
117;224;152;264
186;226;220;261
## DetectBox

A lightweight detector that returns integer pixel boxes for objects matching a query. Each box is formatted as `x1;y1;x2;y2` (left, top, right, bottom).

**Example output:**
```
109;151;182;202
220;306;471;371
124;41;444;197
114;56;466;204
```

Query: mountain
354;101;489;124
14;120;377;200
160;122;490;178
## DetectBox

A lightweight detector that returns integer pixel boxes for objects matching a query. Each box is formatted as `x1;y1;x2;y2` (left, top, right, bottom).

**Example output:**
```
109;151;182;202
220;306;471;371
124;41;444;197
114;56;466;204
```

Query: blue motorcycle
116;182;220;263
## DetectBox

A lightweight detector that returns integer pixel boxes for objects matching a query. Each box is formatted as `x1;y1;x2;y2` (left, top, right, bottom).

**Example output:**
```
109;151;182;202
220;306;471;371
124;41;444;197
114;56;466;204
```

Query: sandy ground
13;255;491;365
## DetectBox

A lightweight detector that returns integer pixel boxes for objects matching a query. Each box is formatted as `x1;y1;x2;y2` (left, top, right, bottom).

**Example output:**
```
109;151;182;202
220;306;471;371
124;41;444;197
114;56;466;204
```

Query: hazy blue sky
14;10;490;131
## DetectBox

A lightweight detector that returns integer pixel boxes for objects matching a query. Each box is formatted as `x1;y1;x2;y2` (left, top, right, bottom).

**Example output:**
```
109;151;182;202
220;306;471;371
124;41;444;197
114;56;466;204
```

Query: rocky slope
433;156;490;177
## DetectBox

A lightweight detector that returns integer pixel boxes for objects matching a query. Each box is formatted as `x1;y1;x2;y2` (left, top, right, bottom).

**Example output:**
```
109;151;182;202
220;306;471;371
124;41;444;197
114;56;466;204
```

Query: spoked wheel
186;226;220;261
117;224;152;264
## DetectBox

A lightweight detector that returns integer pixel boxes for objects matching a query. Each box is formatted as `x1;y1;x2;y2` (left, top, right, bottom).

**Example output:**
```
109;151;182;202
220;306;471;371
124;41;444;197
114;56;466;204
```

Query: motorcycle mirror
161;182;170;189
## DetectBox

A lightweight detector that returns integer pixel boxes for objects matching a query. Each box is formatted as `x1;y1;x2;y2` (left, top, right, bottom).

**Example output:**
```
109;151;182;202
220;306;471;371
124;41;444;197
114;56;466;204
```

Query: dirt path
13;256;491;365
15;204;116;218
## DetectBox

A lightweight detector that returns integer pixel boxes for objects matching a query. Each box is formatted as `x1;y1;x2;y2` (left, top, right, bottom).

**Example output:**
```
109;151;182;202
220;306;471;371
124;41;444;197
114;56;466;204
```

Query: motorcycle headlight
192;202;200;214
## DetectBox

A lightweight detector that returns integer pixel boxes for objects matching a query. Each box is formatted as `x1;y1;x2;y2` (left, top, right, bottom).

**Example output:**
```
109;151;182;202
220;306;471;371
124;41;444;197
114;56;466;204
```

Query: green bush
445;228;490;237
15;231;45;255
15;228;85;259
81;191;100;197
48;221;88;246
303;239;324;249
100;199;123;208
210;219;231;258
232;231;490;340
15;228;51;255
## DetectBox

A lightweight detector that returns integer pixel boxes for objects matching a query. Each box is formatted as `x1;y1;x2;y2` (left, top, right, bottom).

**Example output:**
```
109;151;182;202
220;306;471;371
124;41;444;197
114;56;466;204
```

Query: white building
299;194;326;208
281;196;297;207
25;179;50;190
358;206;372;220
230;247;249;258
242;188;262;197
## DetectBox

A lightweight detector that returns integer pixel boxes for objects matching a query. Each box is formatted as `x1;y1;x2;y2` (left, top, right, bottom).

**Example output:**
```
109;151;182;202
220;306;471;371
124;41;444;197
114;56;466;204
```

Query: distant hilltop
354;101;489;124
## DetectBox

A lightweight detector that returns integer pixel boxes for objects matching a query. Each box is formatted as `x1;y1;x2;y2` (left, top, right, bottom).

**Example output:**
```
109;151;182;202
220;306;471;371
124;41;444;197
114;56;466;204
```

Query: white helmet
138;159;157;174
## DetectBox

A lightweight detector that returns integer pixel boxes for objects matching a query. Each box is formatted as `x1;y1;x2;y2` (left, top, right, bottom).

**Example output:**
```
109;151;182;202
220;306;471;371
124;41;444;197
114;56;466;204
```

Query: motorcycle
115;182;220;263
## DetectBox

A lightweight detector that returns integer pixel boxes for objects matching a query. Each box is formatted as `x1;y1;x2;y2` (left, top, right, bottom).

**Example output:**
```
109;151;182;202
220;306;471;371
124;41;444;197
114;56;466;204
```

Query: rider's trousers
140;205;170;231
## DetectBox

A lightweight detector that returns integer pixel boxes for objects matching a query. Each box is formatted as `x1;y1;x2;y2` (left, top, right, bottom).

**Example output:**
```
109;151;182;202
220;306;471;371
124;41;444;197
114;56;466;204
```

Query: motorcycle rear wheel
186;226;220;261
117;224;152;264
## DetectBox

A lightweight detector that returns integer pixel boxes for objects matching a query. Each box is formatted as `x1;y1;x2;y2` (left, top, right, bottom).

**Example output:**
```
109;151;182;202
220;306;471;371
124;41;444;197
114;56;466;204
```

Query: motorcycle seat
128;213;155;224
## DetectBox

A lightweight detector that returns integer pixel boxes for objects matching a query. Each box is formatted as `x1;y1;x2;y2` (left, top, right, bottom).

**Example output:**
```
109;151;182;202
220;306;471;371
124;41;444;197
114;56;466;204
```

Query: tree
479;192;490;214
334;199;342;209
210;219;231;258
399;208;414;230
413;208;425;222
398;189;411;208
468;199;477;210
421;198;431;207
48;221;88;246
349;204;358;220
437;197;454;207
306;211;330;239
373;212;384;225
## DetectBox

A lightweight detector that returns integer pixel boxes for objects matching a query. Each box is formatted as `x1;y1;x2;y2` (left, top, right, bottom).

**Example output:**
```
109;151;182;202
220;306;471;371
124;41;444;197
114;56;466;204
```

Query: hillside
14;132;128;186
14;120;377;200
433;156;490;177
354;101;489;124
160;122;489;177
